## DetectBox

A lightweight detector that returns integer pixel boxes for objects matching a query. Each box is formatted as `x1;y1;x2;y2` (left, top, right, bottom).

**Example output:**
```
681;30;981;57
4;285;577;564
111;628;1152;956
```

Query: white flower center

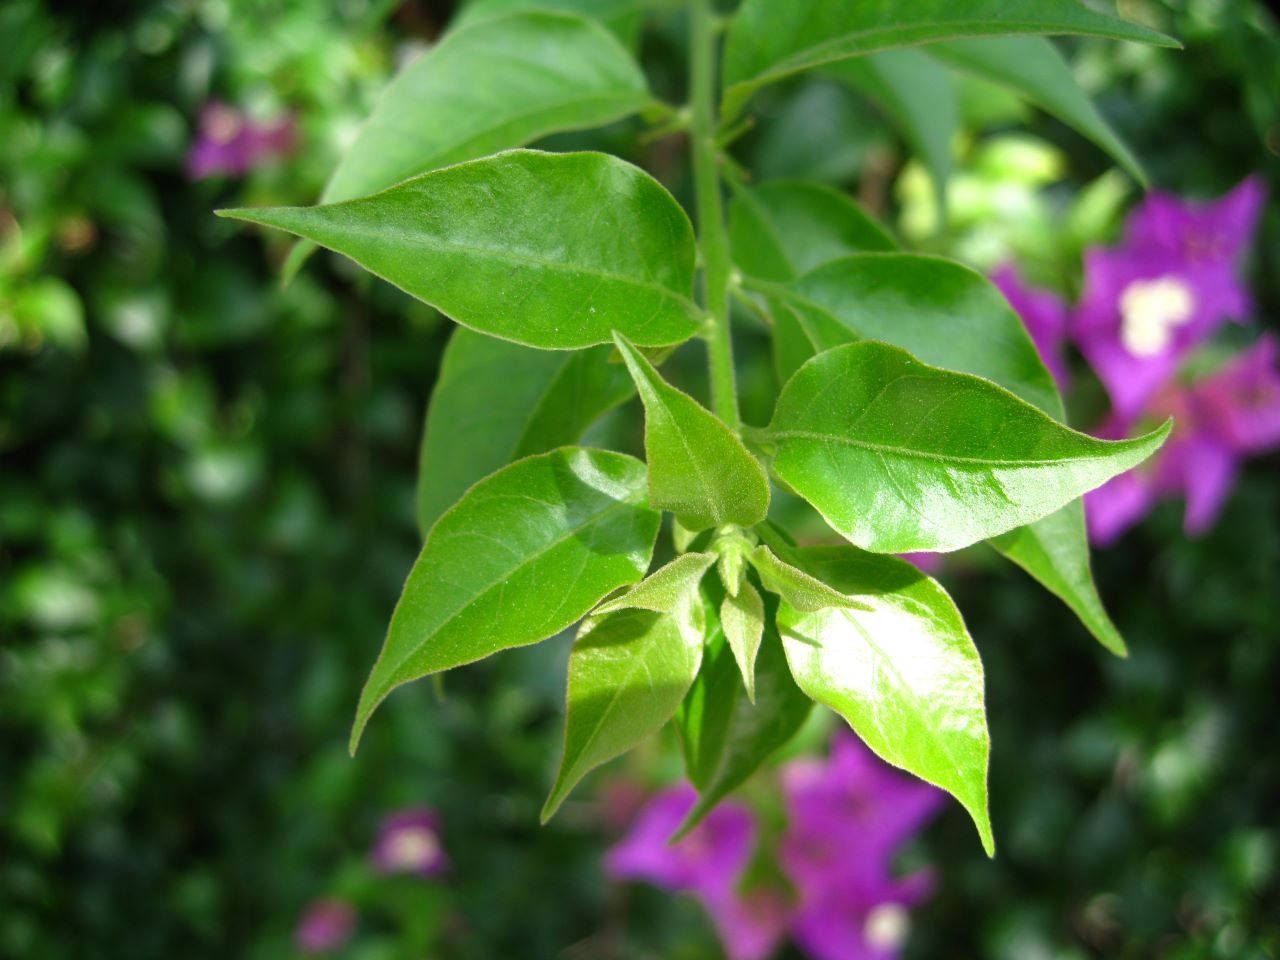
386;827;439;870
1119;276;1195;357
863;903;910;951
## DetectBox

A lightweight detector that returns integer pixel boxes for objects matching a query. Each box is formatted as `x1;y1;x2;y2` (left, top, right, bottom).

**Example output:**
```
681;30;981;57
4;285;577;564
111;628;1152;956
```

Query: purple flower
186;101;295;180
370;807;448;877
1086;336;1280;544
992;264;1072;389
1072;178;1265;419
779;734;944;960
294;898;356;954
606;785;785;960
605;784;754;901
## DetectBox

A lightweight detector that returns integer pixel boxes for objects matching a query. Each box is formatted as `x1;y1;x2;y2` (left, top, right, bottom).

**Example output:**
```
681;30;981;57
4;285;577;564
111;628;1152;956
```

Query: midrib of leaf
755;19;1150;88
771;428;1131;469
315;219;698;313
378;497;638;690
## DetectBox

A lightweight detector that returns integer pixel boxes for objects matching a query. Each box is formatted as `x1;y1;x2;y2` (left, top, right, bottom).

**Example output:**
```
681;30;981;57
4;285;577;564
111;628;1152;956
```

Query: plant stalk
689;0;739;429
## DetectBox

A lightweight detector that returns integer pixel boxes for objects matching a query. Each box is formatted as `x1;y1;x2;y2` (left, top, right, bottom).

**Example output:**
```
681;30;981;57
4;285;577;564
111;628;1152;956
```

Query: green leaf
721;0;1179;119
614;332;770;531
989;505;1126;655
826;51;956;221
764;253;1127;652
417;329;633;535
286;11;653;277
677;618;813;834
720;580;765;701
351;447;660;752
542;604;704;820
454;0;662;41
775;545;994;855
727;182;896;387
750;545;869;613
675;607;736;790
928;37;1144;183
593;551;717;622
220;150;702;350
767;341;1171;553
325;14;650;207
728;181;897;284
774;253;1062;415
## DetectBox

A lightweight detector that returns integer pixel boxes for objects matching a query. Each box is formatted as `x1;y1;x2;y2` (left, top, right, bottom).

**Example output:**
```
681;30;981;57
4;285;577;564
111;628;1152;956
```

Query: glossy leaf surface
615;333;770;531
352;448;660;751
781;253;1061;414
775;545;993;854
728;181;896;284
929;37;1144;182
678;622;813;834
772;253;1127;651
417;330;633;534
720;580;764;701
222;151;702;350
721;0;1178;118
767;342;1171;553
543;604;703;820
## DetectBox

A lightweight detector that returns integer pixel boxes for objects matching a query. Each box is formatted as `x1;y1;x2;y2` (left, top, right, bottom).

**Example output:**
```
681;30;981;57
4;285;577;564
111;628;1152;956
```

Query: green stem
689;0;739;430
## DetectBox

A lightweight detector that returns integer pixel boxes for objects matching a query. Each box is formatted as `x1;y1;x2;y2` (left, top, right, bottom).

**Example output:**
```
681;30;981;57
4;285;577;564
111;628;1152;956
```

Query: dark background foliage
1;1;1276;958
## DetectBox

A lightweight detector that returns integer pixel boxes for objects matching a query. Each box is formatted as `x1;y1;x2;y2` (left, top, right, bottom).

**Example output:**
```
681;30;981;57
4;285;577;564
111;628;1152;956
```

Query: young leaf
764;253;1128;652
766;341;1171;554
417;330;633;534
720;580;765;701
721;0;1179;119
749;545;869;613
676;623;738;791
593;551;717;622
542;606;703;821
928;37;1145;183
351;448;660;752
728;181;897;284
774;545;994;855
676;620;813;835
826;51;956;221
220;151;702;351
613;332;770;531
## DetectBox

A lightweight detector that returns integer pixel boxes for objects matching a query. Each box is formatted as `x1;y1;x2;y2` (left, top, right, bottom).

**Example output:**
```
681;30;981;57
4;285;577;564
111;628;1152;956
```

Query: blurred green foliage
1;0;1277;958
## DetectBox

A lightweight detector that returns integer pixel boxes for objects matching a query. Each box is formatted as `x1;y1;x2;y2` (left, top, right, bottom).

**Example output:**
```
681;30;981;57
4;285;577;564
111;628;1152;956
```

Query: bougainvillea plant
221;1;1182;855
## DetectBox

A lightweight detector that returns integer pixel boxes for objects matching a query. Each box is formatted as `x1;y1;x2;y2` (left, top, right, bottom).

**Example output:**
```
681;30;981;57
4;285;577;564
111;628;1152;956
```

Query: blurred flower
294;898;356;954
992;263;1072;388
898;552;943;575
186;101;295;180
605;784;785;960
371;807;448;877
780;734;943;960
1073;178;1265;419
1086;336;1280;545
